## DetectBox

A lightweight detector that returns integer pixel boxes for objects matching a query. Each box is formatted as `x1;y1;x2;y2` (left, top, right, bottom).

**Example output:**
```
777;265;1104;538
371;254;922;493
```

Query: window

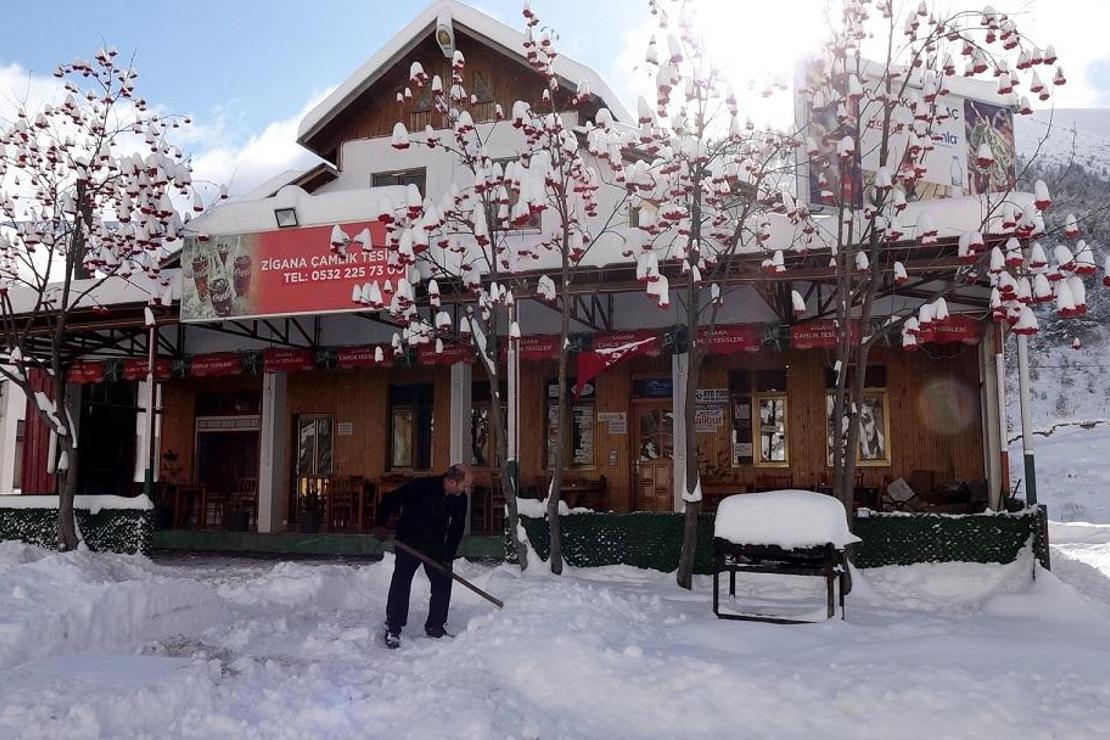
545;379;596;469
295;415;333;478
729;369;789;467
372;168;427;196
825;365;890;466
389;383;434;469
471;381;506;467
196;391;260;416
13;419;23;489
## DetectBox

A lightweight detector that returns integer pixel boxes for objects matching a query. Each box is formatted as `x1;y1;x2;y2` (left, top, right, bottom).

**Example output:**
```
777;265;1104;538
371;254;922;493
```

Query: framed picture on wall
825;392;891;466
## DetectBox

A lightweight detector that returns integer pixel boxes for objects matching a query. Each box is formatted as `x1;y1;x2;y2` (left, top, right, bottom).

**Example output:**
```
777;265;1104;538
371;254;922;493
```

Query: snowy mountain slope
1016;108;1110;175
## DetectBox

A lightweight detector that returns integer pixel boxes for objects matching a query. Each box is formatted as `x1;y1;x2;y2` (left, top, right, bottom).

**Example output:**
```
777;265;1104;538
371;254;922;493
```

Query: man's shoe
381;629;402;649
425;625;453;639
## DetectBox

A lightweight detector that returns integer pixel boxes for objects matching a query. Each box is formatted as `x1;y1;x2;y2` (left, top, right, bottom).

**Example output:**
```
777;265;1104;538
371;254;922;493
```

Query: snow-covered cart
712;491;859;624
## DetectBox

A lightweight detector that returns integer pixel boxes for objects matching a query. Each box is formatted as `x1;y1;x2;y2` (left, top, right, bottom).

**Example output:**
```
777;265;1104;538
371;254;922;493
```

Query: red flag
573;335;662;399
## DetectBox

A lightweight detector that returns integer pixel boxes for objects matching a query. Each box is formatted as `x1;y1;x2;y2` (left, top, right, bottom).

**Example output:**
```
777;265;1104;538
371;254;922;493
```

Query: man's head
443;463;474;496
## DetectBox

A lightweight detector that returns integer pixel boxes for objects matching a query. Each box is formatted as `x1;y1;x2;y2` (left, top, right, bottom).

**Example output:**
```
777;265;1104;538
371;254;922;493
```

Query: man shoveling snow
375;463;473;648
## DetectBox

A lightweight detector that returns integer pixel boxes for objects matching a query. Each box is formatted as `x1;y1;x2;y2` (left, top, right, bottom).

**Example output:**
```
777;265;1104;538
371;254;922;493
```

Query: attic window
472;71;493;103
412;85;434;113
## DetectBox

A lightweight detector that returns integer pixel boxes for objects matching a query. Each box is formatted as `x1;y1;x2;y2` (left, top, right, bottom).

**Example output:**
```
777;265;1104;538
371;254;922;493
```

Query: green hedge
519;507;1050;574
0;498;153;555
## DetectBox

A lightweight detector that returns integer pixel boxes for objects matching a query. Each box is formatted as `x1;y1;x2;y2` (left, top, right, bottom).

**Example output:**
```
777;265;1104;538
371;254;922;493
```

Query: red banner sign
518;334;561;362
699;324;761;354
336;346;390;369
190;352;243;378
917;314;981;346
416;341;475;366
122;358;172;381
263;348;315;373
180;220;400;323
67;362;106;385
790;320;860;350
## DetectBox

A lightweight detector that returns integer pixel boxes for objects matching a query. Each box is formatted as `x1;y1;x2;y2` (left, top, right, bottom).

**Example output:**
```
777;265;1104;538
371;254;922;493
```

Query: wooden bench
712;539;850;624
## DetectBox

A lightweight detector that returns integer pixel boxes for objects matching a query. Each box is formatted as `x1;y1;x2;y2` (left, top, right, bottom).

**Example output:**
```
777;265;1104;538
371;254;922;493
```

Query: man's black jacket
376;475;467;561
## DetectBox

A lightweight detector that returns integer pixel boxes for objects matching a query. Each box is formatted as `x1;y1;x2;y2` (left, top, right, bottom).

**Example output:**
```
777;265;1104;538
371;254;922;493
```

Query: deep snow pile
2;545;1110;739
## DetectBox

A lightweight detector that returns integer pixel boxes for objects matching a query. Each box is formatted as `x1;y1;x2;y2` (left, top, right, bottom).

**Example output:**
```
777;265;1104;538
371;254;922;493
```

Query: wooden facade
310;29;591;164
155;341;986;529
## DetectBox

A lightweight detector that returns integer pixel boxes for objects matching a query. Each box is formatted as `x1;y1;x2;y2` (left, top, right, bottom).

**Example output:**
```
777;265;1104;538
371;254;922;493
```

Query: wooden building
10;0;1010;539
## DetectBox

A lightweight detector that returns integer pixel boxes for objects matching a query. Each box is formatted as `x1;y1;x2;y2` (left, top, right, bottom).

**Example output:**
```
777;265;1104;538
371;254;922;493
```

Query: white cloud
189;89;335;196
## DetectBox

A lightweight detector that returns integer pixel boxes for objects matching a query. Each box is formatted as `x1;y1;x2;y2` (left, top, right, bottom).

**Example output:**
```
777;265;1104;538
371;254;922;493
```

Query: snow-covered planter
0;495;154;555
518;505;1050;574
852;507;1050;570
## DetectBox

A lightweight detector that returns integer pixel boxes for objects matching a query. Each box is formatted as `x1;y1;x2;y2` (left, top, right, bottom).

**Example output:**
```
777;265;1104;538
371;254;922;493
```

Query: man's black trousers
385;546;453;634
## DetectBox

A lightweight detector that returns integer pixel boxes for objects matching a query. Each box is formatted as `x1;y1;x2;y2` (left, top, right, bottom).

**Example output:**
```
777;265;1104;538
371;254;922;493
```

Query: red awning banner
336;346;390;369
67;362;106;385
790;320;860;350
122;358;172;382
263;348;315;373
179;220;401;323
699;324;762;354
917;314;982;346
574;333;663;399
518;334;562;362
190;352;243;378
416;341;475;366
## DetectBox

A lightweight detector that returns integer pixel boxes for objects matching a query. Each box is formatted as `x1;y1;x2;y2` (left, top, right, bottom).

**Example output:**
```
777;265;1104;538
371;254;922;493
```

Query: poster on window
964;99;1016;194
826;393;890;466
180;220;400;322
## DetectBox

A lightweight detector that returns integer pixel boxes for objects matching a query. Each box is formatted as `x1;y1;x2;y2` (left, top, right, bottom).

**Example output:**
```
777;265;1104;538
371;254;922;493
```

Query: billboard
797;64;1014;209
180;220;399;322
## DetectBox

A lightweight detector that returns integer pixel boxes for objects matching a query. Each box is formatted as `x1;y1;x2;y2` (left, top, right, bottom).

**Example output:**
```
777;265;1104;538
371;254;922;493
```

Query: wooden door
633;404;674;511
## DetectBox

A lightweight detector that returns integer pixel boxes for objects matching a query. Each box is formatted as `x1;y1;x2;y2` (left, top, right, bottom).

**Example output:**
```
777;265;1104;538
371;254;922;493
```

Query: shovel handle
391;539;504;609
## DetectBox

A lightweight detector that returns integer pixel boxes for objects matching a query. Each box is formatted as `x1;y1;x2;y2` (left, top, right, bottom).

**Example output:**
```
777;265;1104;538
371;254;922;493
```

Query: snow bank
0;542;224;671
3;543;1110;738
0;494;153;513
714;490;861;548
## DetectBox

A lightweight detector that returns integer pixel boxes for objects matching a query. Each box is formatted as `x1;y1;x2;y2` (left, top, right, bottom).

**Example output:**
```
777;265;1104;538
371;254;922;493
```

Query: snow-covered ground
2;542;1110;739
1009;422;1110;523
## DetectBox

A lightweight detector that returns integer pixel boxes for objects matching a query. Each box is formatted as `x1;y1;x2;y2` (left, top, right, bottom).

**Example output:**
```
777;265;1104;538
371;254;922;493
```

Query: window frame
753;393;790;467
388;383;434;471
544;378;597;471
371;168;427;196
824;364;892;467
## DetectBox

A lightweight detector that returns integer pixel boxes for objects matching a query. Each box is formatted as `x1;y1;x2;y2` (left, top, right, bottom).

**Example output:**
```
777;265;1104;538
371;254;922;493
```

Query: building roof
296;0;632;154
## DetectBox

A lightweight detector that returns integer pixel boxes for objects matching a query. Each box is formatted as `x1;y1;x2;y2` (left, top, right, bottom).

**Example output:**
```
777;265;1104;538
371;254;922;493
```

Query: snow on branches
0;48;198;312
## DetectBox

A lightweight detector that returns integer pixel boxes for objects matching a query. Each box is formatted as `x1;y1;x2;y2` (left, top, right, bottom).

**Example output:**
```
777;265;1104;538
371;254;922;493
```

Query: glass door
633;404;674;511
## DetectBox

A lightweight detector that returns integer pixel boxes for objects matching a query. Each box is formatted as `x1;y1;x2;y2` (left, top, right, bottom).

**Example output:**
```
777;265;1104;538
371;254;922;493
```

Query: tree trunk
676;345;704;589
486;366;528;570
53;373;79;551
547;330;569;574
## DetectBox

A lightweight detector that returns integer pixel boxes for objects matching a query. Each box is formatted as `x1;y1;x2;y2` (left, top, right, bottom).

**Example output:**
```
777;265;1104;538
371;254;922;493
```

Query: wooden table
560;480;606;511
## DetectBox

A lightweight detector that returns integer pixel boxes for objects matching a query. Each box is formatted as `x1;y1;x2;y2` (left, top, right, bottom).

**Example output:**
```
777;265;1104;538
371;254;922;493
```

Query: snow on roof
297;0;632;150
189;184;408;235
4;270;179;315
714;490;861;548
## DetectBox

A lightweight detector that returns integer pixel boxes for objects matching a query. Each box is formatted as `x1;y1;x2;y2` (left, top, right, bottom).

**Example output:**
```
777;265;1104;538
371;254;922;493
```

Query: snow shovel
390;539;504;609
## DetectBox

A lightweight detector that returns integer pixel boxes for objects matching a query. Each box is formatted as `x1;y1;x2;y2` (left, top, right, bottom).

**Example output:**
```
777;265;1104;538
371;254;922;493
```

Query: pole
993;324;1009;508
143;320;157;499
1016;332;1037;506
507;303;520;498
391;539;504;609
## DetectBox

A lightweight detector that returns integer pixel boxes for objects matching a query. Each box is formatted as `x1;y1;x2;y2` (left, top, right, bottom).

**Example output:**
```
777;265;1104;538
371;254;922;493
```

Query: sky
2;0;1107;195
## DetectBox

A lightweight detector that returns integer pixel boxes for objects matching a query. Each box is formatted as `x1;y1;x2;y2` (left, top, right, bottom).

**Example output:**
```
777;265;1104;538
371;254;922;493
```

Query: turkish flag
573;334;662;399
